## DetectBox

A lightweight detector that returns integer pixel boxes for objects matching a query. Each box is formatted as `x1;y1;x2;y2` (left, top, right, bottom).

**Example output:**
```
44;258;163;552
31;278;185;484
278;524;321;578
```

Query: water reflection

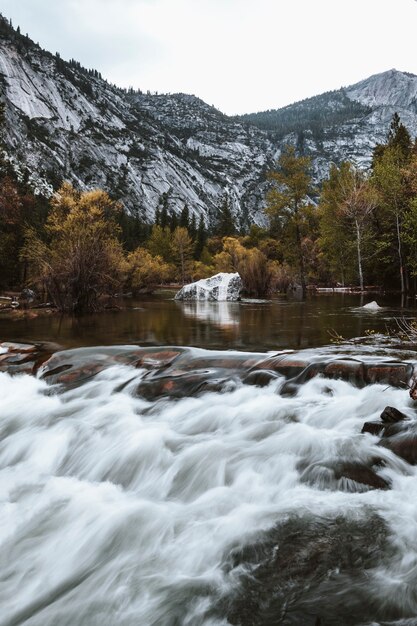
0;292;416;351
178;300;240;327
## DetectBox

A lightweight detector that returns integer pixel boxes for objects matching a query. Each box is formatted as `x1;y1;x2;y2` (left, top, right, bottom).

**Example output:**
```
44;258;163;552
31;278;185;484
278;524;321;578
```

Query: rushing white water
1;359;417;625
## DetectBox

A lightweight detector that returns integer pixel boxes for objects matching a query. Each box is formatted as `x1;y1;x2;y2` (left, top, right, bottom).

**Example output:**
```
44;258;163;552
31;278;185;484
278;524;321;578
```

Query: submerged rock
220;514;394;626
299;459;390;492
175;272;242;301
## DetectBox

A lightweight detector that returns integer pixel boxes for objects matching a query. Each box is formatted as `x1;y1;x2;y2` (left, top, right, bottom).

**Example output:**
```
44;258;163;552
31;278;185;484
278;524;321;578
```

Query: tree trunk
294;212;306;298
355;219;364;291
340;267;345;288
395;211;406;293
180;250;185;285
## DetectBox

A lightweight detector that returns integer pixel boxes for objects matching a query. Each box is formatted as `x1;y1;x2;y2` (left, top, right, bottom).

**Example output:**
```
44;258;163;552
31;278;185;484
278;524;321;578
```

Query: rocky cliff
1;14;417;225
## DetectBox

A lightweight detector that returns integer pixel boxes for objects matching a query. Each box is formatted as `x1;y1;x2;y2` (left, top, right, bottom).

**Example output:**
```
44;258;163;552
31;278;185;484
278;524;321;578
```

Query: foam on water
1;363;417;625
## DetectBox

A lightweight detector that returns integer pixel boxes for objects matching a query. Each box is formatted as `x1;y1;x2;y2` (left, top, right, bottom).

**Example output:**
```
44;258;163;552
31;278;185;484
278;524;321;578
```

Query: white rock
362;300;382;310
175;273;242;301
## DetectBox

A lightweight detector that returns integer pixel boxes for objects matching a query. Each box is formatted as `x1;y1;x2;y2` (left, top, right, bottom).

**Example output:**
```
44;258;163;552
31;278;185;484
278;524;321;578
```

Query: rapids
2;345;417;625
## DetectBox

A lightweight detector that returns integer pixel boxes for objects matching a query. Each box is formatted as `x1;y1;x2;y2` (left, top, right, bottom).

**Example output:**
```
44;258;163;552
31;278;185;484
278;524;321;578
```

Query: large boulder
175;272;242;301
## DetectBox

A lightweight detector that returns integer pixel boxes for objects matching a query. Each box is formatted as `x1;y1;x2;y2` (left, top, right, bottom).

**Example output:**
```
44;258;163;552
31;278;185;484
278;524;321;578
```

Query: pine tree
373;113;412;167
266;145;313;296
387;112;412;162
194;216;207;259
169;211;178;232
318;163;356;285
373;145;410;292
216;194;236;237
189;213;197;240
159;193;169;229
179;204;190;230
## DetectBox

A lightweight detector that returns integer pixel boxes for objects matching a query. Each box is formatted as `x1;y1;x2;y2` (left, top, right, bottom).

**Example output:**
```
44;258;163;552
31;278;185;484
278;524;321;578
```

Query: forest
1;110;417;313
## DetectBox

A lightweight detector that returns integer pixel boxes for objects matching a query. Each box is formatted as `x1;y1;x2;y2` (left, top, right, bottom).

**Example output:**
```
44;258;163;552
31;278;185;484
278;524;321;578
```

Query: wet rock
323;359;365;386
39;346;144;387
135;368;238;400
220;514;395;626
253;356;414;391
334;462;390;490
379;434;417;465
180;354;259;372
299;459;389;492
20;288;36;303
242;370;280;387
364;362;413;387
134;349;183;370
0;361;37;375
362;408;411;442
175;272;242;301
362;421;385;436
255;355;311;379
0;341;51;376
380;406;408;424
409;378;417;401
0;341;37;353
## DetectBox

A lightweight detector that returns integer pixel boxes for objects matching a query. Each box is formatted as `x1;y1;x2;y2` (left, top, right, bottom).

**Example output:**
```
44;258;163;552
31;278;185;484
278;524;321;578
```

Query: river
0;291;416;350
1;293;417;625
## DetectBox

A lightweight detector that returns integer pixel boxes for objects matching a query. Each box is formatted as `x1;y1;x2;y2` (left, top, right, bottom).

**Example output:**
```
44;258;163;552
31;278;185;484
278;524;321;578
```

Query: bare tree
339;166;377;291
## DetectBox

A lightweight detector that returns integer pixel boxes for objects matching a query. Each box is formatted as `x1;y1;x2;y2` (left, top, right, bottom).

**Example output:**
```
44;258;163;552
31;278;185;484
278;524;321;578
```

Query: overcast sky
1;0;416;115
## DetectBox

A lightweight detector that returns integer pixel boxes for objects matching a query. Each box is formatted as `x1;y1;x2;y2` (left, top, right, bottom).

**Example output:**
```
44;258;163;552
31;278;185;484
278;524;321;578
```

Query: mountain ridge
1;13;417;225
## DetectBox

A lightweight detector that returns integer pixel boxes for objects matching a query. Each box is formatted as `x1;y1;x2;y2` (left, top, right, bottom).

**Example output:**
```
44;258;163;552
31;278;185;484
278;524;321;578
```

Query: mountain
238;69;417;180
1;12;417;225
0;16;274;226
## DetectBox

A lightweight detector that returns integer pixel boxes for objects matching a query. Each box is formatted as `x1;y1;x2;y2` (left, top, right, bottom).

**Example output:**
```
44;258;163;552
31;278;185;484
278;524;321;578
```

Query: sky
0;0;417;115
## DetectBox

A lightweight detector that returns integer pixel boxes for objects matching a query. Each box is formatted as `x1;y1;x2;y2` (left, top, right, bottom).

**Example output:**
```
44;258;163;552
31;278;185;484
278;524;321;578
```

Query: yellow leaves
126;247;171;292
213;236;274;296
48;183;121;240
25;183;125;313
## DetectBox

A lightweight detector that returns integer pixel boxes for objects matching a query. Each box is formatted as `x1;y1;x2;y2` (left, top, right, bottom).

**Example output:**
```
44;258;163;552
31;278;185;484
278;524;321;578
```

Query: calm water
0;291;416;350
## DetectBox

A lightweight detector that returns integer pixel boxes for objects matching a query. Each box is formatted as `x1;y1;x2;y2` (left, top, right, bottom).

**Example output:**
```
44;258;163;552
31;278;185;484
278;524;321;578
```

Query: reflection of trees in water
1;293;412;350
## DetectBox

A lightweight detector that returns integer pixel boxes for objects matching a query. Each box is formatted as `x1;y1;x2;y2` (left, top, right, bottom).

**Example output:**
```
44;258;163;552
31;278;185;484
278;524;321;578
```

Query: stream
1;337;417;625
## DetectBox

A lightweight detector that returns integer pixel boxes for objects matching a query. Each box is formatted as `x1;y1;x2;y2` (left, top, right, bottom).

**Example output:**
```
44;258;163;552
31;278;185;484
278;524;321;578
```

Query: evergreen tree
169;211;178;232
194;216;207;259
147;225;172;262
179;204;190;230
216;194;236;237
388;112;412;161
266;145;313;296
372;145;410;292
373;112;412;167
318;163;356;285
189;213;197;240
159;193;169;229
